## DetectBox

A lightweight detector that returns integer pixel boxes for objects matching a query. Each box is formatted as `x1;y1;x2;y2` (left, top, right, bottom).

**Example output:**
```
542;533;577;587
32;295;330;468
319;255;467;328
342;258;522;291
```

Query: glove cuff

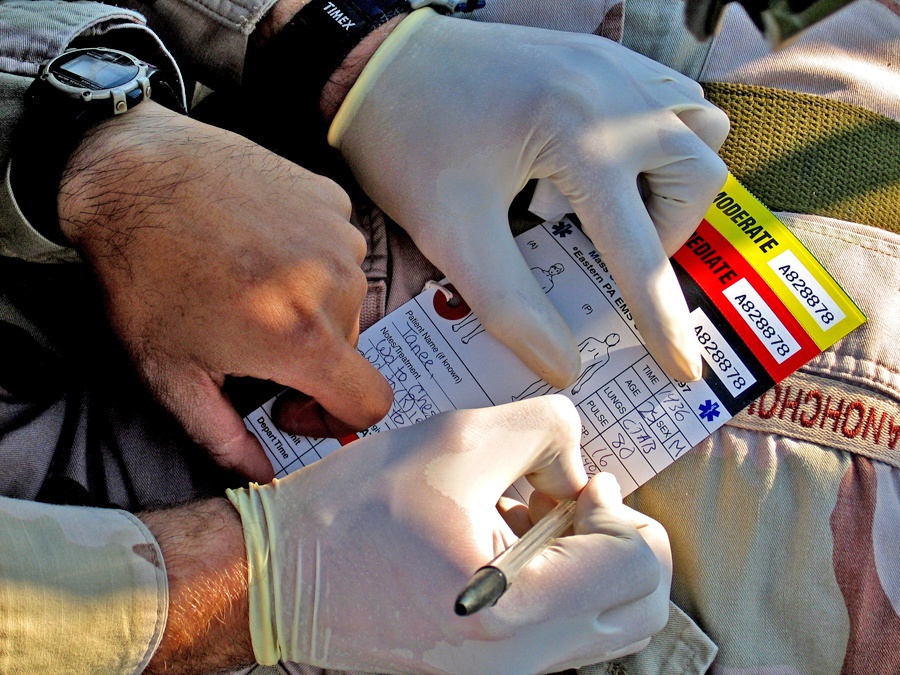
226;484;280;666
328;7;437;149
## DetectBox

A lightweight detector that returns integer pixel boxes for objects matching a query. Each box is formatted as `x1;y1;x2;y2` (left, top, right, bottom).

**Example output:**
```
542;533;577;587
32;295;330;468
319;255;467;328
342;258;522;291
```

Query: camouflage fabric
612;4;900;672
0;496;166;673
0;0;897;673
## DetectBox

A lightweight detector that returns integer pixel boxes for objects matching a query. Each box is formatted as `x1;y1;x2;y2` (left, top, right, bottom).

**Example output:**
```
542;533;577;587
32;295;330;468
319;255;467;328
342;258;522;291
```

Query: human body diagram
452;264;565;344
512;333;621;401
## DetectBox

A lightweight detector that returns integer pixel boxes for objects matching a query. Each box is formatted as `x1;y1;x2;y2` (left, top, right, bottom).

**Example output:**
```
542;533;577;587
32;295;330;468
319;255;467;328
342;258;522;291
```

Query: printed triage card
245;174;866;497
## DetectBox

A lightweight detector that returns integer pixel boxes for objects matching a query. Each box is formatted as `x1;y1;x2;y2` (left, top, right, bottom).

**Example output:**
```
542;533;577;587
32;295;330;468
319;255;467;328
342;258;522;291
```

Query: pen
454;498;577;616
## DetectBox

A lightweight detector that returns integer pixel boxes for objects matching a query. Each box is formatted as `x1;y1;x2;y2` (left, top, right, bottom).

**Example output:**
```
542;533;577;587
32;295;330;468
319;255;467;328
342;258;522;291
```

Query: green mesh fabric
702;81;900;234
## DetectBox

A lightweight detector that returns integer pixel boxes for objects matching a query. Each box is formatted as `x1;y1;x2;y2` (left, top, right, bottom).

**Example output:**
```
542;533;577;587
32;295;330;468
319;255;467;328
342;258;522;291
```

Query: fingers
572;183;701;381
641;150;729;255
557;475;661;611
506;473;669;625
675;103;731;153
272;390;362;438
263;247;392;435
527;490;565;529
505;396;588;500
639;115;729;254
575;472;672;617
629;95;729;253
154;362;275;481
277;337;394;433
439;396;587;503
552;109;728;381
610;48;730;152
634;78;731;153
415;207;581;388
497;495;533;538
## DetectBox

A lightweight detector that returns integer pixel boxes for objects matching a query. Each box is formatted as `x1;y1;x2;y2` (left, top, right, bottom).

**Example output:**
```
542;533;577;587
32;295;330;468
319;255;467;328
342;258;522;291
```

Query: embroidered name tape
729;370;899;468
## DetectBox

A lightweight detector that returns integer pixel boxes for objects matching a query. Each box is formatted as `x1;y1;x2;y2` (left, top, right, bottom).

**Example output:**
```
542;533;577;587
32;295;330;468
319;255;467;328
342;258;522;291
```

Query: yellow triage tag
701;174;866;349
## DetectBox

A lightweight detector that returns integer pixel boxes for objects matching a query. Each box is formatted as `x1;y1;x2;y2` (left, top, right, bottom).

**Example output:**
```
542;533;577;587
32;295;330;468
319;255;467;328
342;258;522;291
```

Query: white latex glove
227;396;671;674
329;9;730;386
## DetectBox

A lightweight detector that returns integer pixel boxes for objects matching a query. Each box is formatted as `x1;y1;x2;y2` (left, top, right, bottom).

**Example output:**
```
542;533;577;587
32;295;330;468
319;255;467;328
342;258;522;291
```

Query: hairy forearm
139;498;254;674
57;100;276;257
56;101;194;252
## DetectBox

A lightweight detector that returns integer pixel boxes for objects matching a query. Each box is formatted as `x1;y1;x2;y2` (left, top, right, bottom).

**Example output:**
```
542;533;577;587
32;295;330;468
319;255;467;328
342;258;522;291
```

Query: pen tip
454;567;507;617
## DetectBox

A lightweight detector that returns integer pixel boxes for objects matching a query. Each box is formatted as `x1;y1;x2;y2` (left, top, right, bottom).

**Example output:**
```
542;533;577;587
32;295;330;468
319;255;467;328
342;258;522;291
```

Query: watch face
52;50;140;90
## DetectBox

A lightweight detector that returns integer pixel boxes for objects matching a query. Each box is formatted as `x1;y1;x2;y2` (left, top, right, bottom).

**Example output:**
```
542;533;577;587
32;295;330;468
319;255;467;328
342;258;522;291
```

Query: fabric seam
118;509;169;673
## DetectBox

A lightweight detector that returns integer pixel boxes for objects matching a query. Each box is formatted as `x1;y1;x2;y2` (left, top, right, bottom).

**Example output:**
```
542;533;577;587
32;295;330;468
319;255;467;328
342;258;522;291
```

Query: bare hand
58;102;393;480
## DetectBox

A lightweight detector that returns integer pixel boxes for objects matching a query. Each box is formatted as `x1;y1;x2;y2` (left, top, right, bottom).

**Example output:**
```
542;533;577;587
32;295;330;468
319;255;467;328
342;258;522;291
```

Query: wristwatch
9;47;184;244
253;0;486;111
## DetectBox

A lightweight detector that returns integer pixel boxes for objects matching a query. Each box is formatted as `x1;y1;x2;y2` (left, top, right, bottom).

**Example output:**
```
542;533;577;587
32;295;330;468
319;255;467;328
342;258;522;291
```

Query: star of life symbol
551;222;573;238
698;399;721;422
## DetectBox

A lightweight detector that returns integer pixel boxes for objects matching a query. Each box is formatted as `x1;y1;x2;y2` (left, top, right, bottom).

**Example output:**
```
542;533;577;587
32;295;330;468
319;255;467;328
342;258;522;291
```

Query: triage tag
244;173;866;496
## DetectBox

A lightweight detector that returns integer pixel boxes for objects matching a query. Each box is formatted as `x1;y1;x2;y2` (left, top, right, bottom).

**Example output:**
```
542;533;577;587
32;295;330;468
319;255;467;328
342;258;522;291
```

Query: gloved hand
328;9;730;386
227;396;671;674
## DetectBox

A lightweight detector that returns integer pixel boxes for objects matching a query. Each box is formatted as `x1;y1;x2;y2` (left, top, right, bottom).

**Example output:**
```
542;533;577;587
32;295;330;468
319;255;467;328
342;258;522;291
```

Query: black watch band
252;0;485;111
270;0;409;99
9;48;184;246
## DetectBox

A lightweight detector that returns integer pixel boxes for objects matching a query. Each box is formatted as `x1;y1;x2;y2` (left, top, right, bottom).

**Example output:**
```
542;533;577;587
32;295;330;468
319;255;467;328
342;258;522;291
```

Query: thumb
152;362;275;482
416;208;581;388
276;337;395;434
